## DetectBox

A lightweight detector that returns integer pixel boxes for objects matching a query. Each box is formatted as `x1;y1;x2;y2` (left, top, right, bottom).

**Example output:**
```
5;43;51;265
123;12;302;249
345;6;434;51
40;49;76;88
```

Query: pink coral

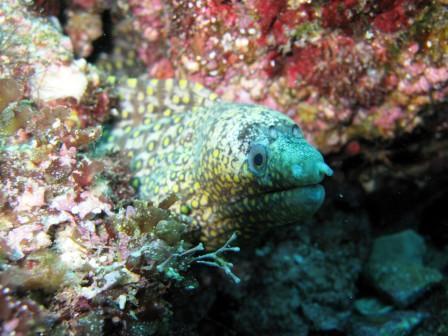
58;144;77;167
15;181;46;212
112;0;446;152
71;191;112;219
50;192;78;213
373;106;404;133
399;67;448;95
6;224;51;260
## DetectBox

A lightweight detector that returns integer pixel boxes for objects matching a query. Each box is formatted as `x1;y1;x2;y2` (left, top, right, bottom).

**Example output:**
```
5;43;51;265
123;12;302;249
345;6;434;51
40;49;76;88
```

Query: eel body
102;77;333;247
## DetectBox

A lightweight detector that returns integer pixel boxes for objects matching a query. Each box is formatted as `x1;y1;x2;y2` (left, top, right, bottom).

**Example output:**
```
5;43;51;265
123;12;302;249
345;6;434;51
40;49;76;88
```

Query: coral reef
78;0;448;153
1;0;447;335
0;1;239;334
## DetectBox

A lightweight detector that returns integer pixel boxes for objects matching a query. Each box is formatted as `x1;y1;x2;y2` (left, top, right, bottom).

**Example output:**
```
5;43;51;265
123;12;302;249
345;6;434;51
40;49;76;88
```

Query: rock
412;279;448;336
354;298;393;316
351;297;428;336
350;310;429;336
227;210;370;335
365;230;443;307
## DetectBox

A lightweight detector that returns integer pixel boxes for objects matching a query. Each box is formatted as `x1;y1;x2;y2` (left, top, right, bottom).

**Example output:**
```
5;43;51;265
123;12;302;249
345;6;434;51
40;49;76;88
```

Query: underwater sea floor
0;1;448;335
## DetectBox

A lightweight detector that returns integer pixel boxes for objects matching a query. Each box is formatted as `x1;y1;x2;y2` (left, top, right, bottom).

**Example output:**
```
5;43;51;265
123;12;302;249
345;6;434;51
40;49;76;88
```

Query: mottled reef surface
0;0;447;335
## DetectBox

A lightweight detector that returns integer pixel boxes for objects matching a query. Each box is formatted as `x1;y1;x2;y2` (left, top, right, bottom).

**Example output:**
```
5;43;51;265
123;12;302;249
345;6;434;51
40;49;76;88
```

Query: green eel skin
102;77;333;248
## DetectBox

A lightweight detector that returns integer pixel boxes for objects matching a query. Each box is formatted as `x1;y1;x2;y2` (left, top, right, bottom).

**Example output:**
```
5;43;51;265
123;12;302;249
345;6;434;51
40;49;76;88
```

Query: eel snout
317;162;334;178
290;160;333;186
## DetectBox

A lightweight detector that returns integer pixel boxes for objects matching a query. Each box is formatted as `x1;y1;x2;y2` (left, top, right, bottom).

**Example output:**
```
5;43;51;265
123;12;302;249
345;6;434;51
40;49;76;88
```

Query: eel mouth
263;184;325;219
222;183;325;225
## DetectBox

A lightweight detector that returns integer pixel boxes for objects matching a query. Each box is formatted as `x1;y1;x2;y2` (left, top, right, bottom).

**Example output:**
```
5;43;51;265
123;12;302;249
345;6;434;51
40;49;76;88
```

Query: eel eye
291;125;302;138
254;153;264;166
248;144;267;175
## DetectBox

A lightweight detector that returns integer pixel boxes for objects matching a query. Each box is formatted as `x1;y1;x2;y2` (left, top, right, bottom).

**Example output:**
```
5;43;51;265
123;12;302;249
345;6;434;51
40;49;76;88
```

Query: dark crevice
87;9;114;63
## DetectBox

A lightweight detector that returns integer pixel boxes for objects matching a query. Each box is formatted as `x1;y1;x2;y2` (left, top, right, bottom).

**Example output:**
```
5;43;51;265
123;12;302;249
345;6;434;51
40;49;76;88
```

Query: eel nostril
291;164;303;179
317;162;334;177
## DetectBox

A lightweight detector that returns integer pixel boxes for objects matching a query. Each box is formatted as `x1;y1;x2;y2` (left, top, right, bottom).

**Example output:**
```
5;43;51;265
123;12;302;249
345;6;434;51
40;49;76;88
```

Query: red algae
80;0;447;152
372;0;419;33
321;0;359;29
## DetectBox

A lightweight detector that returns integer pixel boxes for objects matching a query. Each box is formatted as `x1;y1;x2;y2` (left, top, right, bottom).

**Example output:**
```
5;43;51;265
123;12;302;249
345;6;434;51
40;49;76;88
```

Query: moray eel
102;77;333;247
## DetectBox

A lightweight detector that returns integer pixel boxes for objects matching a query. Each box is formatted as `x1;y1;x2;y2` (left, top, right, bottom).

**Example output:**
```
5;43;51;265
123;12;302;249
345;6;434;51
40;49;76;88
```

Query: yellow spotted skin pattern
101;76;333;248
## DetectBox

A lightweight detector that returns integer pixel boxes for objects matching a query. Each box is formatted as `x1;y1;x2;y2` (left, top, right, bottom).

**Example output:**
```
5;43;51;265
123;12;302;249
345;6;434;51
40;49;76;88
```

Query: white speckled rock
30;59;88;102
365;230;443;307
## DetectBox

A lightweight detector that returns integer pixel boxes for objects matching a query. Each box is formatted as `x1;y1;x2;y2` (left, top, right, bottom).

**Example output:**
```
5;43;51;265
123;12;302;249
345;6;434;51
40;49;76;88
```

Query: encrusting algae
99;76;333;247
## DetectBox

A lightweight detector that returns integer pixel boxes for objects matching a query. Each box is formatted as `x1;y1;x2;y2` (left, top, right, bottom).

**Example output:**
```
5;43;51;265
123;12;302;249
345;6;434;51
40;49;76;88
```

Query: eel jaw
256;160;331;223
220;183;326;229
260;184;325;225
213;162;332;233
